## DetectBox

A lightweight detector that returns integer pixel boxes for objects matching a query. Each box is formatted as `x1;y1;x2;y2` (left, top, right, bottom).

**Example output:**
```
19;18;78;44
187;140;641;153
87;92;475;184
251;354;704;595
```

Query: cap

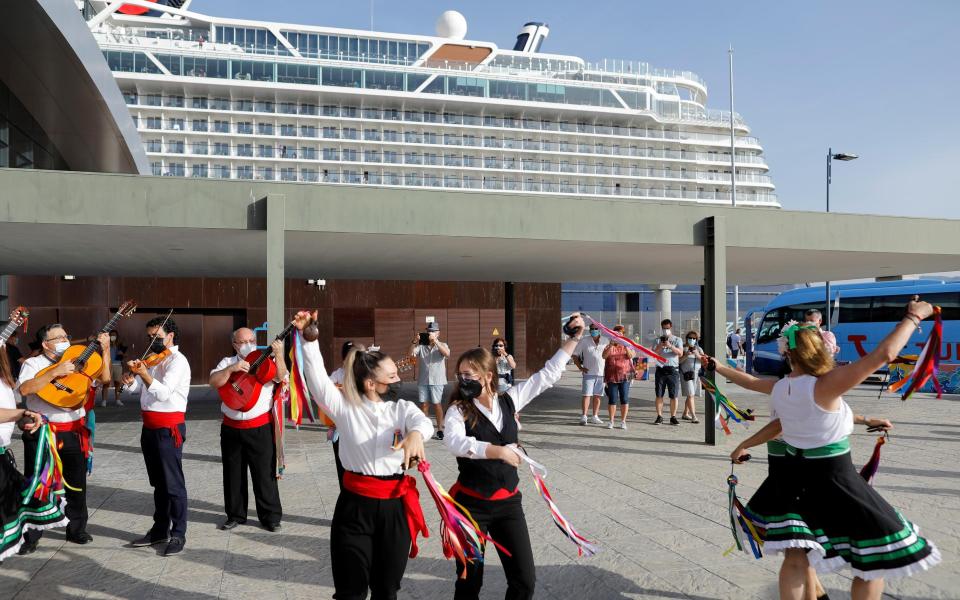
426;322;440;332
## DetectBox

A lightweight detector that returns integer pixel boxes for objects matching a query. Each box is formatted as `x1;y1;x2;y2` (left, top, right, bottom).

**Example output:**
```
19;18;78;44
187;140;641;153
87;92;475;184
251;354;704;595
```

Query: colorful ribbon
724;466;764;559
417;460;509;575
582;315;666;363
509;446;599;557
288;329;317;427
889;306;943;400
859;434;887;486
700;373;754;435
22;421;79;505
272;381;287;478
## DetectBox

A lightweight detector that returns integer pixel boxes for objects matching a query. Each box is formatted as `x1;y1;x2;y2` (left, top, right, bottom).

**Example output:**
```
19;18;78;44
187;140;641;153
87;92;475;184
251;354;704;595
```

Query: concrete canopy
1;169;957;285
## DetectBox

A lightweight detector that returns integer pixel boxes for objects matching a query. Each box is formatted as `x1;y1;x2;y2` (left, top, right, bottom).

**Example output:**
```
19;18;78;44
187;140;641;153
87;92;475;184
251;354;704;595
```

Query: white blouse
444;348;571;459
0;382;15;447
300;340;434;476
770;374;853;449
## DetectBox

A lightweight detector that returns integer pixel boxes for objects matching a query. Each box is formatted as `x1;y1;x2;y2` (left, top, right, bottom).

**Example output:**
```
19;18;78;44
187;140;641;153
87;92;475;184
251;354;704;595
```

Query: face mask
457;375;484;401
149;339;167;354
687;339;696;346
662;328;672;337
53;341;71;354
381;382;401;402
590;329;600;338
237;343;256;357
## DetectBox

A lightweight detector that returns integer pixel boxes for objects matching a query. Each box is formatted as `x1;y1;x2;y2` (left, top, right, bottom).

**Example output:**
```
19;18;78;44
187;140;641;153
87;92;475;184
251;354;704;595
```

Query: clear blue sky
196;0;960;218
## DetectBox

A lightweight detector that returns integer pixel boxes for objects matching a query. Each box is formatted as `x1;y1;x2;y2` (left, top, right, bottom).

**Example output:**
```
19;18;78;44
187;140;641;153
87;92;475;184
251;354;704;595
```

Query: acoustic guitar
36;300;137;409
219;323;295;412
0;306;28;347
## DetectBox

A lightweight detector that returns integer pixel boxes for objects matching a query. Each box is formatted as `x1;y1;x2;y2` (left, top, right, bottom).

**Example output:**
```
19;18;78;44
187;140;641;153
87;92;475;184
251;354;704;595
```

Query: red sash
343;471;428;558
142;411;186;447
51;418;91;458
449;481;519;501
222;412;271;429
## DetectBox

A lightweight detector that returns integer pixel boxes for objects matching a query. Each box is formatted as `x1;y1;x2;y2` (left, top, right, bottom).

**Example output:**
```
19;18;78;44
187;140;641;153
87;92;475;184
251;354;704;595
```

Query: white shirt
770;375;853;449
125;346;191;413
444;348;570;460
18;354;85;423
211;355;273;420
300;340;433;476
0;382;15;447
574;336;608;376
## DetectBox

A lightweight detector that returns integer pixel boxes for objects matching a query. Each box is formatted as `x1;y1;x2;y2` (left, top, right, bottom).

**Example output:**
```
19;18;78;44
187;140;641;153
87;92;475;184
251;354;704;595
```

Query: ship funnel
513;22;549;53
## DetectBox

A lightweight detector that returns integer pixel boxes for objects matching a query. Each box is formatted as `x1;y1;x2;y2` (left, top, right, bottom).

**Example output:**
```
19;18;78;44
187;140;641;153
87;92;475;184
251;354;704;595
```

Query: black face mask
457;375;484;401
381;382;401;402
149;339;167;354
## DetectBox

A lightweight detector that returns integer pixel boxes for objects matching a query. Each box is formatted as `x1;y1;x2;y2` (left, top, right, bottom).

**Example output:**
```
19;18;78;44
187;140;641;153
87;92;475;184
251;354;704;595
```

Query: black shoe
670;416;680;426
66;531;93;545
163;537;185;556
220;518;246;530
653;415;663;425
17;539;39;555
263;522;282;532
131;532;170;547
436;430;444;441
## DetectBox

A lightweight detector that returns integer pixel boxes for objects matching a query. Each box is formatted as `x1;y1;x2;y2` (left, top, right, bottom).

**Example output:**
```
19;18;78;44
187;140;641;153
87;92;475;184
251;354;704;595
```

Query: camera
418;332;430;345
660;335;668;343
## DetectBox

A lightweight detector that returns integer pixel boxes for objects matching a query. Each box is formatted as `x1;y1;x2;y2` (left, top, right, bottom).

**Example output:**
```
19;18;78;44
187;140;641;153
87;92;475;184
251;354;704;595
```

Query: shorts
680;372;700;397
110;362;123;381
581;375;605;397
605;380;630;405
655;367;679;399
418;384;445;405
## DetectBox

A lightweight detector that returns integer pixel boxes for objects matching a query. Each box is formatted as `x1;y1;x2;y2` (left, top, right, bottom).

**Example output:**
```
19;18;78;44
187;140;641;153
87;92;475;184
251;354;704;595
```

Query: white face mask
53;341;71;354
662;328;672;337
237;343;257;357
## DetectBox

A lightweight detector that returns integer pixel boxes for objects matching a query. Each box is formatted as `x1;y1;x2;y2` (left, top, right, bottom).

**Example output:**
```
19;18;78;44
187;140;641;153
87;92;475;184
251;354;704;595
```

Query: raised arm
508;314;585;411
292;311;345;420
702;355;776;395
730;418;783;463
814;298;934;408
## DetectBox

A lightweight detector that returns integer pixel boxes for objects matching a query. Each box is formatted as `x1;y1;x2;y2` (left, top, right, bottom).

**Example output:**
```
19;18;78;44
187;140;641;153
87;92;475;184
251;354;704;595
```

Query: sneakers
579;414;588;426
690;417;700;424
163;537;185;557
590;415;603;425
220;518;246;531
681;414;693;421
606;420;614;429
670;416;680;426
653;415;663;425
116;400;124;407
436;430;444;441
131;532;170;548
618;421;627;430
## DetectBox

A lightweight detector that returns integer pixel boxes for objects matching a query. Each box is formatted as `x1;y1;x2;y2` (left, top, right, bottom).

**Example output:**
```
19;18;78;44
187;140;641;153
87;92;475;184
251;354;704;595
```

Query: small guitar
37;300;137;409
219;323;295;412
0;306;28;346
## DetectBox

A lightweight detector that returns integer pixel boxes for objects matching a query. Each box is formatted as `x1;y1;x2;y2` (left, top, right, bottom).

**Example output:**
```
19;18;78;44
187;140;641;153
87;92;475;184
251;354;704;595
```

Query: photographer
409;322;450;440
652;319;684;425
679;331;704;423
492;338;516;393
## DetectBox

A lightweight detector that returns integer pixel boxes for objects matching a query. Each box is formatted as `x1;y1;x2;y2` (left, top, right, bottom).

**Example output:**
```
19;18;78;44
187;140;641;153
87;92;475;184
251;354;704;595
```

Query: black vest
456;393;520;496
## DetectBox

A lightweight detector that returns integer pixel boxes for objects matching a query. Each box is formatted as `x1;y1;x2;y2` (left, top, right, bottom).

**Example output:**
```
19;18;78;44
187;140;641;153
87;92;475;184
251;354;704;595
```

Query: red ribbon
343;471;429;558
142;411;185;447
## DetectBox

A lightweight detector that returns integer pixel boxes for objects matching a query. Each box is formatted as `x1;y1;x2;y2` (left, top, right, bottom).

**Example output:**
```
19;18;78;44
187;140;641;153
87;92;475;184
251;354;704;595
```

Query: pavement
1;369;957;600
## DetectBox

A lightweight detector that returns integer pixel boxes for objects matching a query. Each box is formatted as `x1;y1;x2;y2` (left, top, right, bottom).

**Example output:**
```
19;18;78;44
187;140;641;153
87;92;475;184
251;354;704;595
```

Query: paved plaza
1;369;957;600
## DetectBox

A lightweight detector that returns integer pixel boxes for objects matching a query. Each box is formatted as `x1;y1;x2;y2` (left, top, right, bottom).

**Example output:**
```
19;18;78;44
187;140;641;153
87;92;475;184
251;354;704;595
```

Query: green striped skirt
0;448;67;561
748;438;940;580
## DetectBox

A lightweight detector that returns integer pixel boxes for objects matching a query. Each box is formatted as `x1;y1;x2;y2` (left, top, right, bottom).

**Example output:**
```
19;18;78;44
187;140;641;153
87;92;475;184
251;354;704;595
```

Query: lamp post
824;148;858;330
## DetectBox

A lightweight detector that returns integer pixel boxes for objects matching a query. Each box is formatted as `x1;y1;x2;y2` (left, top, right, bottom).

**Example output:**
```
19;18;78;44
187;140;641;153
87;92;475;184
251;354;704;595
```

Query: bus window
757;310;783;344
924;291;960;321
838;296;871;323
871;294;915;322
783;302;822;324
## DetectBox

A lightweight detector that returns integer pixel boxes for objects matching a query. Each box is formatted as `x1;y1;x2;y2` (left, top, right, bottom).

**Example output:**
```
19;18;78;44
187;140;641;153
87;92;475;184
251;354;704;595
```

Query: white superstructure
83;0;777;206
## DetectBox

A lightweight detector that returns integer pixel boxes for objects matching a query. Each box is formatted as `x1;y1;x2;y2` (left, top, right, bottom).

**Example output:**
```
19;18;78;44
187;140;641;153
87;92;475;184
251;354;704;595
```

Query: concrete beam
265;194;285;339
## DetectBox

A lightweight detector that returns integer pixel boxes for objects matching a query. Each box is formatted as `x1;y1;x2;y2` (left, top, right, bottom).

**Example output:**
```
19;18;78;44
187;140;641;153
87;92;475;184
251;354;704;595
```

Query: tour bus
749;280;960;375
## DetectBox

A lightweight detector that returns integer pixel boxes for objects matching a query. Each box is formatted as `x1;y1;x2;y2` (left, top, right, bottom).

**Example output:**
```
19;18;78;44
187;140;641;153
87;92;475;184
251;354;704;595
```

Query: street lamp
825;148;859;330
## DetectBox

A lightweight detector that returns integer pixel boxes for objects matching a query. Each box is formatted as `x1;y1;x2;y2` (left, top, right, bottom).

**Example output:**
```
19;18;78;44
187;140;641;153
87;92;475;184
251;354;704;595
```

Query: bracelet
903;315;920;327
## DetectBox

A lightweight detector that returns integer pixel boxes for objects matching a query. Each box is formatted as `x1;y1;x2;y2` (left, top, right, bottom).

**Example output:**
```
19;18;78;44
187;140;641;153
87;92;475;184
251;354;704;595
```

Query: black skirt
748;444;940;580
0;448;67;561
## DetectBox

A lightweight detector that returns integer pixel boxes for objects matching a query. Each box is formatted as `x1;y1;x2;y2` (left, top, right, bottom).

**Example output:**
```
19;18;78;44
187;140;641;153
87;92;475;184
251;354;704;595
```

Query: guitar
219;323;295;412
36;300;137;409
0;306;28;346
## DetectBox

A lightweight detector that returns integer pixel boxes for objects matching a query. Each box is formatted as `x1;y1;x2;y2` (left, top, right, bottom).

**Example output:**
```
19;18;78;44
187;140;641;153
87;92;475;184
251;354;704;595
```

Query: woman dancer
443;314;586;600
708;298;939;600
293;311;433;600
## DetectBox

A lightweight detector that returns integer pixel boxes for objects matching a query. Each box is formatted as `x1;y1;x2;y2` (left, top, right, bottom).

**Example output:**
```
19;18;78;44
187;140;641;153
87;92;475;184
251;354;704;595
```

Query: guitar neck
249;323;295;370
0;319;19;346
76;310;123;363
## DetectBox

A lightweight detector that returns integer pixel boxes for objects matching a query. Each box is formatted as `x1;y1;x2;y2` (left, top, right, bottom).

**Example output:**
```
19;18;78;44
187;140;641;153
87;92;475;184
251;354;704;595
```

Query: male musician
122;316;191;556
208;328;285;531
17;323;112;554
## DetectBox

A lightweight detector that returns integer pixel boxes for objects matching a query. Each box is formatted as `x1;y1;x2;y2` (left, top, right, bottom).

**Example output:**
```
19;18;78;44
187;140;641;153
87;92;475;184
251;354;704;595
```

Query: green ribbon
781;324;819;350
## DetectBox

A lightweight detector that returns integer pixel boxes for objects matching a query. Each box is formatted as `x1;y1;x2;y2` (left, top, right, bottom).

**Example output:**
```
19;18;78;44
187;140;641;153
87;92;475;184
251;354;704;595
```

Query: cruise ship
82;0;778;206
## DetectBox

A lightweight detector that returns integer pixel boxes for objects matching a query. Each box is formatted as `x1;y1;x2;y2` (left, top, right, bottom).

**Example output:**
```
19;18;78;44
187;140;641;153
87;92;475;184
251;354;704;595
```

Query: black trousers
220;422;282;525
453;492;535;600
330;488;410;600
22;428;87;542
332;436;345;490
140;424;188;539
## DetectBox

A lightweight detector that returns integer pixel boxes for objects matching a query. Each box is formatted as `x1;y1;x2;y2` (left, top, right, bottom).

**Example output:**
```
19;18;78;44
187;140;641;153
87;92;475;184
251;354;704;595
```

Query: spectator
491;338;516;393
653;319;684;425
680;330;704;423
727;328;744;359
573;323;607;425
804;309;840;355
409;322;450;440
5;333;23;381
101;331;127;407
602;325;635;430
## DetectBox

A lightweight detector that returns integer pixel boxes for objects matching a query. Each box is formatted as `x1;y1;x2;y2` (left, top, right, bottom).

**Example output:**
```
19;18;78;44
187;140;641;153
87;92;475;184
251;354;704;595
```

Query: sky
192;0;960;218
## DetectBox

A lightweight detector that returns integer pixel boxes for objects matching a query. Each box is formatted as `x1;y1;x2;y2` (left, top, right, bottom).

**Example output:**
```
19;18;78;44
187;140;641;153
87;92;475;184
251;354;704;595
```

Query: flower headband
777;321;820;354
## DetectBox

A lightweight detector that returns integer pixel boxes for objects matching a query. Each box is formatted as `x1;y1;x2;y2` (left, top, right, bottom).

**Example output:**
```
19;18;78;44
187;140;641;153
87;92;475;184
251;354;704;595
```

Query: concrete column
702;216;726;446
265;194;286;339
504;282;515;354
654;284;676;321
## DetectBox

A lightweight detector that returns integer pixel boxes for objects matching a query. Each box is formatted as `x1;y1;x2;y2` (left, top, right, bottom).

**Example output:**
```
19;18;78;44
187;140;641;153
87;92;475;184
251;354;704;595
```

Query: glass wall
215;26;290;56
281;31;429;65
0;81;68;170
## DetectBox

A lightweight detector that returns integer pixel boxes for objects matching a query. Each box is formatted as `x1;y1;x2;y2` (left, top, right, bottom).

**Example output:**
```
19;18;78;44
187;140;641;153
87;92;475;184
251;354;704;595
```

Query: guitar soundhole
232;384;242;394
